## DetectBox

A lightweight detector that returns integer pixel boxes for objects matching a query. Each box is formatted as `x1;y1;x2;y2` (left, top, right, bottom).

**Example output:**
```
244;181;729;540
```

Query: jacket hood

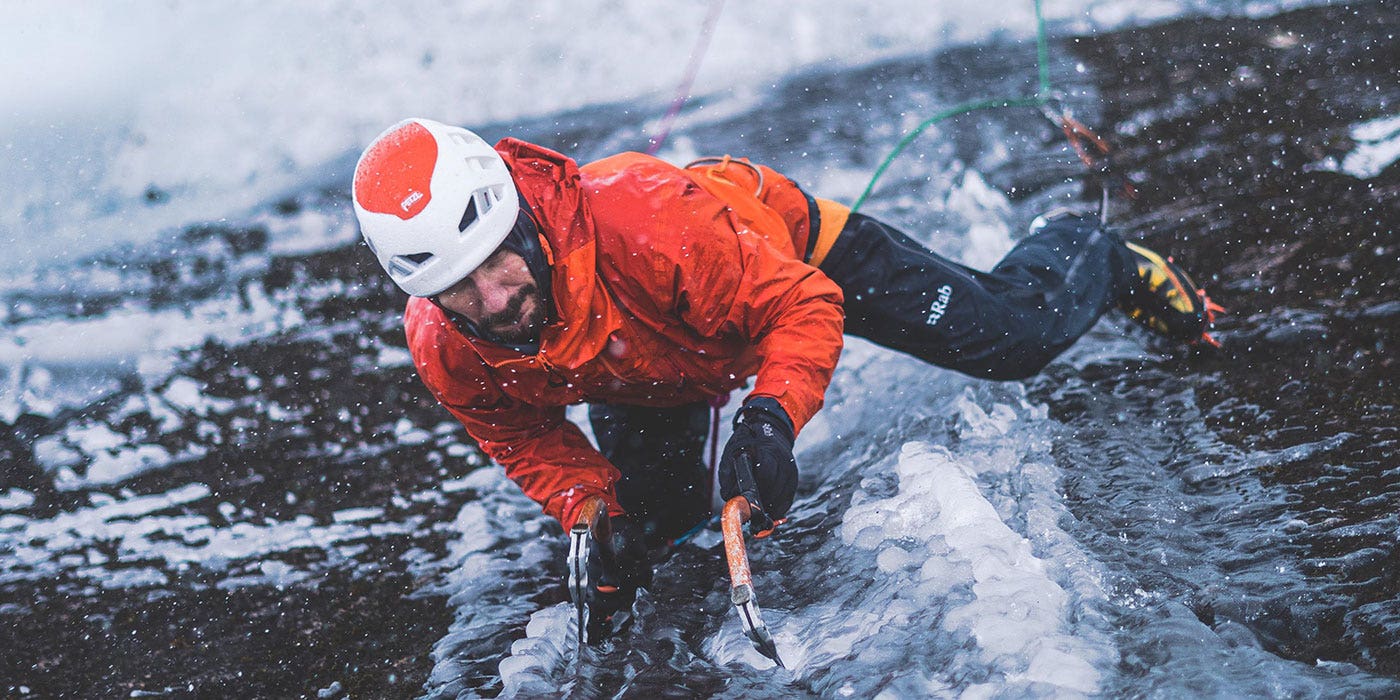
492;138;623;370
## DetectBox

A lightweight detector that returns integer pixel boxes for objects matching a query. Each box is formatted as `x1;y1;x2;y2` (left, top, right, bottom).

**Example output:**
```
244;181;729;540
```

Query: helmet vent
458;196;479;233
478;186;499;214
388;252;434;278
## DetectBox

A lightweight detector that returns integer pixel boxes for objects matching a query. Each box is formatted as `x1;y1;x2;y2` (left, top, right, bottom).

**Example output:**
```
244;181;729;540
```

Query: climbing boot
1118;241;1224;347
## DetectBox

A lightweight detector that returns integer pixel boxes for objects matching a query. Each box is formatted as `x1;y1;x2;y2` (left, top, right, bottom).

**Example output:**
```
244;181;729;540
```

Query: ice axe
566;495;612;652
721;453;786;668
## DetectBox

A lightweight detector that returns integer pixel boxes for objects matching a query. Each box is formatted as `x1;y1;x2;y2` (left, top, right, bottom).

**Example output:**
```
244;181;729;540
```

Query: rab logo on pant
925;284;954;326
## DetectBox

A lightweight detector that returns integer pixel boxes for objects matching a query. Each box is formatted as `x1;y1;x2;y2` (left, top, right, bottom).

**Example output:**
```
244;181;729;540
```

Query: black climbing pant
819;211;1137;380
589;401;713;547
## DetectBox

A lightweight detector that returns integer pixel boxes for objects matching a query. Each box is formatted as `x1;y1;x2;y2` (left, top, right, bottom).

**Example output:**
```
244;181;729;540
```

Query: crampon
1119;241;1225;348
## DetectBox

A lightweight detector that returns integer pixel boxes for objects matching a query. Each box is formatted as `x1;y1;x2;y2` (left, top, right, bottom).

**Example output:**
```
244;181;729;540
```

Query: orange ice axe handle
566;496;611;649
722;496;785;668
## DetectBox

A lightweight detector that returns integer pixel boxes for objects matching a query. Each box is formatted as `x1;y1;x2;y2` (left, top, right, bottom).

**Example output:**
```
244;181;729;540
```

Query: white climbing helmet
352;118;519;297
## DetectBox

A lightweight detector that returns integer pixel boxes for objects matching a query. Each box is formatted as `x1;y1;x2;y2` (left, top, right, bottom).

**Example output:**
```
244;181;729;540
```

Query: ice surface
662;335;1115;695
417;467;562;699
834;439;1110;695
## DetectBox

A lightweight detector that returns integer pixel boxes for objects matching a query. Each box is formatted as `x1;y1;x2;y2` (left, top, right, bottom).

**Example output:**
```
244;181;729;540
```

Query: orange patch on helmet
355;121;437;220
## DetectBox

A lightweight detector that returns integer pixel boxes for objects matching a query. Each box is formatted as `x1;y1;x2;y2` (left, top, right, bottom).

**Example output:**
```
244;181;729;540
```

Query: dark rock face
0;2;1395;697
1068;2;1399;674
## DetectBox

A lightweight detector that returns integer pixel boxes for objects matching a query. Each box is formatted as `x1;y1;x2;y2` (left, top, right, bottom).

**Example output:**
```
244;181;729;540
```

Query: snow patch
0;288;298;419
0;489;36;511
0;481;426;590
1312;113;1400;179
76;443;172;487
162;376;237;417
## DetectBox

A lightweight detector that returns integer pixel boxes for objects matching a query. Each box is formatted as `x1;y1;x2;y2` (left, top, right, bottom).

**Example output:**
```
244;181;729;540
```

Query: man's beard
481;284;546;345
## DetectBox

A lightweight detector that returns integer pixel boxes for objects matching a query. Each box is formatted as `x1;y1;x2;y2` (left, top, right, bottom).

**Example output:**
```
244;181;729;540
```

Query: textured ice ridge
842;439;1110;697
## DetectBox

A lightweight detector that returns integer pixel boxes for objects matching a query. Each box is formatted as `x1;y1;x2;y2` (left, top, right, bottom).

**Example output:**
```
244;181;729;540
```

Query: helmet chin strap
500;202;553;310
433;204;554;355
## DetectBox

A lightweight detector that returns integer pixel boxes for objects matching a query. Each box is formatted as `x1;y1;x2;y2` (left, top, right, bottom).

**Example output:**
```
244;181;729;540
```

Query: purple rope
646;0;726;155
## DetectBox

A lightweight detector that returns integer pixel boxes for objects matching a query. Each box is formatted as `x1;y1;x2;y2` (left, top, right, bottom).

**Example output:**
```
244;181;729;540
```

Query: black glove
585;514;652;642
718;397;797;532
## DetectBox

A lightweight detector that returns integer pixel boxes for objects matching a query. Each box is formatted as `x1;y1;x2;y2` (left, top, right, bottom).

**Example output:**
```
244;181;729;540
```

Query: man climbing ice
351;118;1219;637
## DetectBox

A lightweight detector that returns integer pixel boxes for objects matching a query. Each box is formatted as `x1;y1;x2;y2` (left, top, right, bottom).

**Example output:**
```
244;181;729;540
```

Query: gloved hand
585;514;652;642
718;397;797;534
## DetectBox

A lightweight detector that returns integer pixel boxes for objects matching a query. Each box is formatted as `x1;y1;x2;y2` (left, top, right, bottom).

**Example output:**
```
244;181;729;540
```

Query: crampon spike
1201;290;1226;319
1194;290;1224;348
1198;289;1225;324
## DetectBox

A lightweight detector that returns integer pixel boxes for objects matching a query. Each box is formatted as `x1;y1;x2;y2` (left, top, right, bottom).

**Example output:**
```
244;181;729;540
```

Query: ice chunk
162;376;236;416
903;442;1105;693
80;443;172;486
0;489;35;511
393;418;431;445
825;440;1110;696
331;507;384;523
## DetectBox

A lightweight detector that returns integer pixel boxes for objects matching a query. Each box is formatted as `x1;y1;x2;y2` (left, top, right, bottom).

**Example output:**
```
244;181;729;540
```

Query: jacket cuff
738;395;795;437
552;485;625;529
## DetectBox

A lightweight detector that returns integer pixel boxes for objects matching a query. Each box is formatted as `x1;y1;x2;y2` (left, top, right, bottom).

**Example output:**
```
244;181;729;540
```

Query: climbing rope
647;0;727;155
851;0;1124;213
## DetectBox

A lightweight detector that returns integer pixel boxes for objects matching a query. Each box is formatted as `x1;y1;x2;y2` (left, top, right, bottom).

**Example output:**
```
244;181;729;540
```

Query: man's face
435;248;547;345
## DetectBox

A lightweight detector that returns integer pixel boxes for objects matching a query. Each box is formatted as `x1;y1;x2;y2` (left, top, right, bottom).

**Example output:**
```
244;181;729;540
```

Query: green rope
851;0;1053;213
1034;0;1052;97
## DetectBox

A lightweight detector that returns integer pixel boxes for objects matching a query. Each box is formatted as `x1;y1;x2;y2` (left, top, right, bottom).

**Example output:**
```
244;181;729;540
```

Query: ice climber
351;118;1219;637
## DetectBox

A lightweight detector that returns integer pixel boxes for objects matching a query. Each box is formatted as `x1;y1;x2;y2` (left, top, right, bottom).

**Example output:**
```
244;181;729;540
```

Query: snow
0;0;1333;273
331;506;385;524
1314;113;1400;179
375;344;412;369
0;489;36;511
0;288;298;420
78;444;173;487
0;481;435;591
392;418;432;446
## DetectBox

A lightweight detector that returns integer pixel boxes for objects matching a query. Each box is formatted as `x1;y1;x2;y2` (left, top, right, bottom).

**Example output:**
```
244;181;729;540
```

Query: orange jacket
406;139;844;528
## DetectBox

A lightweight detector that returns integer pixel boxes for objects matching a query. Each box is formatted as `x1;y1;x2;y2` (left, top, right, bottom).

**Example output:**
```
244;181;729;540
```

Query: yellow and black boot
1118;241;1224;347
